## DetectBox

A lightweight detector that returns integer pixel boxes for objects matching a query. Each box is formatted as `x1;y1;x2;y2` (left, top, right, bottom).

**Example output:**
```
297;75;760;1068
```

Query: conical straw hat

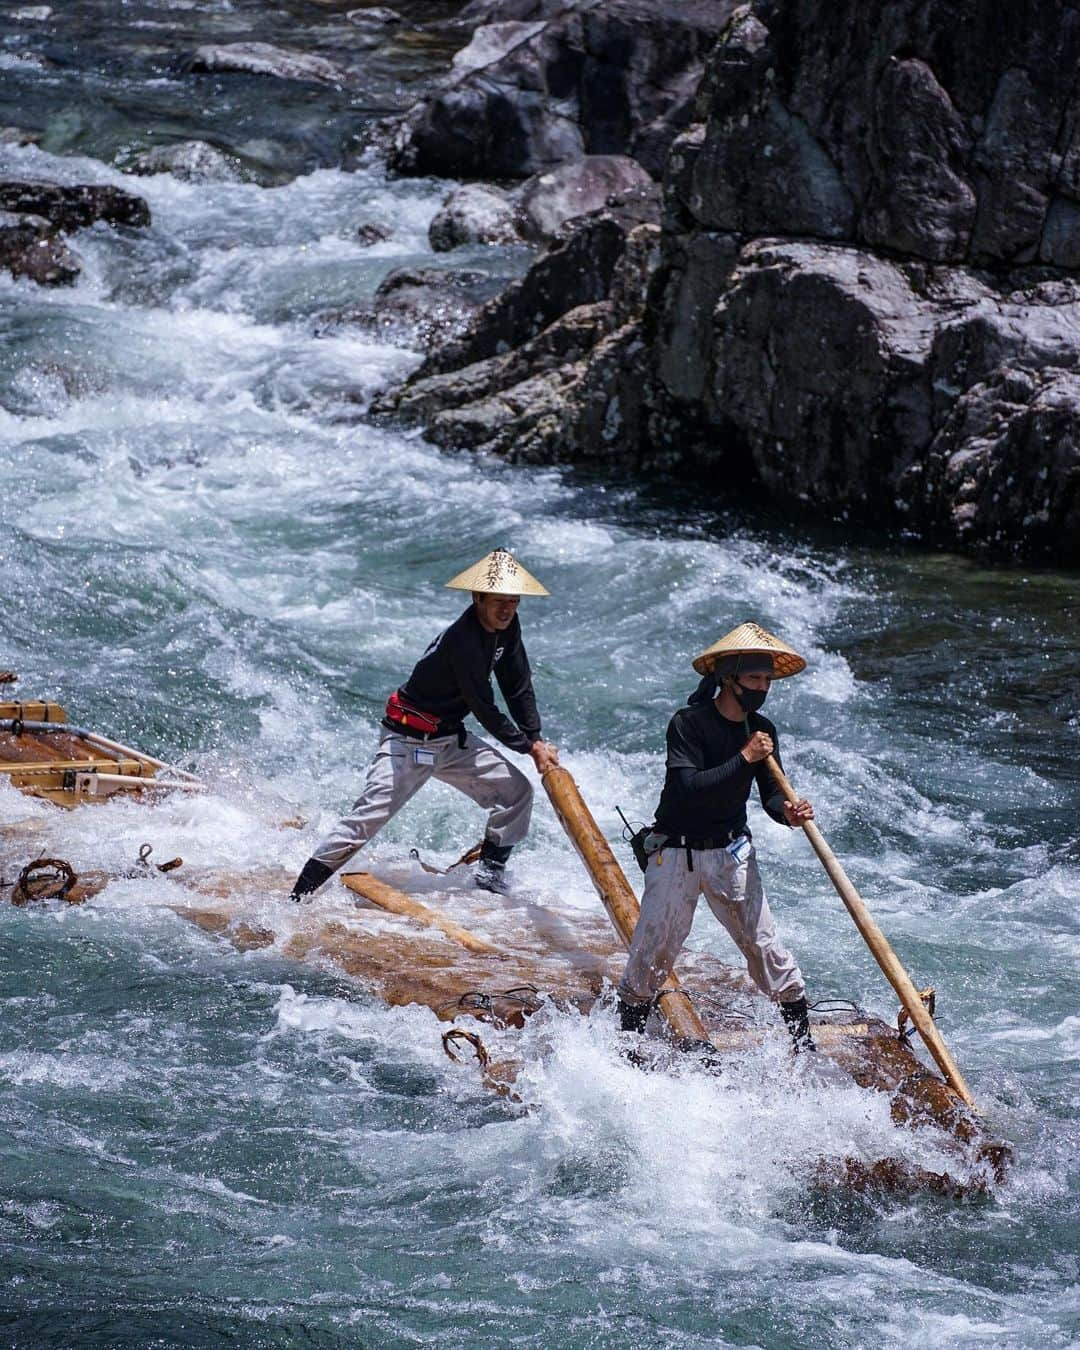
445;548;550;596
692;621;806;678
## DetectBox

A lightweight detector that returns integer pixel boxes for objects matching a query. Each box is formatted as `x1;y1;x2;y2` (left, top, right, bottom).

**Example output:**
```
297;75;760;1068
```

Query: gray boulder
0;180;151;231
127;141;242;183
391;0;735;180
692;240;1080;554
356;221;393;247
383;300;612;424
449;20;547;74
380;209;663;464
315;267;512;351
0;211;80;285
428;183;522;251
915;368;1080;554
346;7;403;25
0;128;42;146
188;43;351;89
518;154;654;240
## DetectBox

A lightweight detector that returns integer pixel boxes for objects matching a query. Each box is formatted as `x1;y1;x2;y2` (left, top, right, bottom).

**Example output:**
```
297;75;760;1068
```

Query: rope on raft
441;1027;490;1068
408;841;483;875
10;857;78;906
436;984;543;1027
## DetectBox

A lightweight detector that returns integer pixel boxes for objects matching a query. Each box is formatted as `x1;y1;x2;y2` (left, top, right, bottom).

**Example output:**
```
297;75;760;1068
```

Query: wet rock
188;43;351;89
450;19;546;74
382;301;613;424
380;207;663;463
915;368;1080;555
518;155;654;241
704;242;941;510
346;6;403;24
356;221;392;247
0;211;80;286
126;141;242;183
421;190;659;376
0;128;43;147
391;0;734;180
0;180;151;232
687;240;1080;556
378;0;1080;559
686;0;1080;268
315;267;512;351
428;183;522;252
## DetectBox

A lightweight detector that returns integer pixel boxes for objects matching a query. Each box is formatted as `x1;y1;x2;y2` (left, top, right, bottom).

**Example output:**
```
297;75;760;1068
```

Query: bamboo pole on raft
341;872;498;955
765;754;977;1110
541;765;710;1043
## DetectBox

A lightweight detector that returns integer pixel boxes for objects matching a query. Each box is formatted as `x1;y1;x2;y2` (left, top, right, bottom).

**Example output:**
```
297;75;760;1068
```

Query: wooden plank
341;872;499;954
0;702;66;723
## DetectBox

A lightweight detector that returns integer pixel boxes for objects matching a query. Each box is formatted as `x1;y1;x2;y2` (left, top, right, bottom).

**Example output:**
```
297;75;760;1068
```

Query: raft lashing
0;700;203;806
0;718;1009;1196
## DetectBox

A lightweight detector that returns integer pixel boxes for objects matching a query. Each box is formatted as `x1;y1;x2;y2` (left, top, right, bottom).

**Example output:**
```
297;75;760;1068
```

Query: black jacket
397;605;541;753
654;698;788;838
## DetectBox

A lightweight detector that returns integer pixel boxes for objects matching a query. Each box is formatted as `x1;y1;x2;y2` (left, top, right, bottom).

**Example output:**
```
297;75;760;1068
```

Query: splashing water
0;4;1078;1345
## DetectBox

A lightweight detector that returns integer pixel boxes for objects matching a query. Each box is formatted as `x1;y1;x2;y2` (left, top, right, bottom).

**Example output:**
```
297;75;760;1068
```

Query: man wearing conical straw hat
288;548;559;900
617;621;817;1050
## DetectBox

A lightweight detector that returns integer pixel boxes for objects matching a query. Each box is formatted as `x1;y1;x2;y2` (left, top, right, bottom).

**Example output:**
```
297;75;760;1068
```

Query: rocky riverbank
1;0;1076;560
379;0;1080;562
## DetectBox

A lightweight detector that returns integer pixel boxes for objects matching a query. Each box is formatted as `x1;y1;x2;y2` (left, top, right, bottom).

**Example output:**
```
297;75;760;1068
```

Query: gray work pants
618;841;805;1006
311;727;534;870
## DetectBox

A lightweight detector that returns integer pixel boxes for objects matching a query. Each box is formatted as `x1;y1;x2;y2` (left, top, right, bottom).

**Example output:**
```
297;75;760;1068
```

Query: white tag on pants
726;834;751;865
412;747;436;767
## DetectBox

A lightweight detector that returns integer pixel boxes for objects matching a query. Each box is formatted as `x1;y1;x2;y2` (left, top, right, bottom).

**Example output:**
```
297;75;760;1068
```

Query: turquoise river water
0;2;1077;1346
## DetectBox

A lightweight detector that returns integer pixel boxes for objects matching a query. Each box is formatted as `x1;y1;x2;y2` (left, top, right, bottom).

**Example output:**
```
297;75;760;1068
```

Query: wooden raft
0;845;1011;1195
0;700;199;807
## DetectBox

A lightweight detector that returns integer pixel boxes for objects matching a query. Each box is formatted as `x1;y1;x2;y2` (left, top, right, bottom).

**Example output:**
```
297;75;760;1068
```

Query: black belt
658;825;750;850
382;718;467;747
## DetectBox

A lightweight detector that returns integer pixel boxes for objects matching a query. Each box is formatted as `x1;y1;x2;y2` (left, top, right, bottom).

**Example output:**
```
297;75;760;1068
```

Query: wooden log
341;872;498;955
541;765;710;1043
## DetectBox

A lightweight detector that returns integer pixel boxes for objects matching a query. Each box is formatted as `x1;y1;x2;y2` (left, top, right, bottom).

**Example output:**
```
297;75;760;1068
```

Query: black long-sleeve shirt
653;699;789;839
397;605;541;753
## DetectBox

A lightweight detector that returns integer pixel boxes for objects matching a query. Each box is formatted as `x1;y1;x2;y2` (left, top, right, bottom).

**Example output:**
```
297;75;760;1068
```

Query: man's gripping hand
530;740;559;774
783;797;814;826
740;730;774;763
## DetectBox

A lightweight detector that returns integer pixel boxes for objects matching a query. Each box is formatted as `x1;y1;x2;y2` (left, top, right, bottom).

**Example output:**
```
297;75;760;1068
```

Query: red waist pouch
385;690;441;734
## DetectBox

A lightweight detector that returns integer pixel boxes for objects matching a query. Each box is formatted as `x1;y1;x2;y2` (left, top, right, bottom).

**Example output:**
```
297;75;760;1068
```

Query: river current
0;3;1077;1346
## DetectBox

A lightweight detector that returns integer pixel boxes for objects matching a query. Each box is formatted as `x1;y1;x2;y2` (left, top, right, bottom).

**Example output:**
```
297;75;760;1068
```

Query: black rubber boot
779;996;816;1052
617;996;651;1034
475;839;513;895
289;858;333;904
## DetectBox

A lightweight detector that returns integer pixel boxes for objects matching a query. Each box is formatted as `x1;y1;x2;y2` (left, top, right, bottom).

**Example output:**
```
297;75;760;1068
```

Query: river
0;2;1077;1346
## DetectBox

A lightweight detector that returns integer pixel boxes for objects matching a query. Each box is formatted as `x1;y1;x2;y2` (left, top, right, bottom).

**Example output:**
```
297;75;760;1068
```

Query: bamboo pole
341;872;498;955
79;731;202;783
541;765;710;1043
766;754;977;1110
73;772;205;794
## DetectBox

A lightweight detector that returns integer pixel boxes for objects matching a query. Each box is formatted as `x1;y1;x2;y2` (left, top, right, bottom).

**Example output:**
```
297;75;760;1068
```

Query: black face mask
732;679;768;713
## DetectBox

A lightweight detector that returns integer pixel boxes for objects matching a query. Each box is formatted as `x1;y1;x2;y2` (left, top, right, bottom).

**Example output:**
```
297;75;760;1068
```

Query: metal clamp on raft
897;987;936;1040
